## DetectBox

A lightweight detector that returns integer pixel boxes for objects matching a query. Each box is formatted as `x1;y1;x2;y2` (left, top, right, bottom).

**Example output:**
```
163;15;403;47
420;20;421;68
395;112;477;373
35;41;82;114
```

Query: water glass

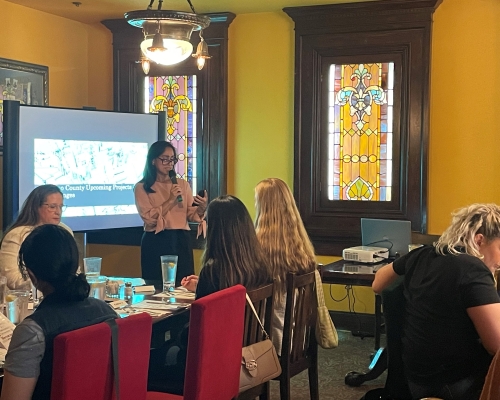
83;257;102;278
6;290;30;324
160;255;178;293
88;276;107;300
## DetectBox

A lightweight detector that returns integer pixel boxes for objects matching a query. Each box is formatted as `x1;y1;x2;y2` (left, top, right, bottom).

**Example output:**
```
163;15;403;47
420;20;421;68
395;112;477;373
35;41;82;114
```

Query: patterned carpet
268;330;387;400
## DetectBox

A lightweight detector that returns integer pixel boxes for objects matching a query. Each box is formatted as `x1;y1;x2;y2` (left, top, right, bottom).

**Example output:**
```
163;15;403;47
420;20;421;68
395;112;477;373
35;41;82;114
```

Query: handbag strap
106;319;120;400
314;269;326;307
245;293;270;340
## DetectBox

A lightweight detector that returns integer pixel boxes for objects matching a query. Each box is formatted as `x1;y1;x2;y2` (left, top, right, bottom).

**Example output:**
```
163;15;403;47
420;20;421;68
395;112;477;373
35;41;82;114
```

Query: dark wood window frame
284;0;441;255
91;13;234;247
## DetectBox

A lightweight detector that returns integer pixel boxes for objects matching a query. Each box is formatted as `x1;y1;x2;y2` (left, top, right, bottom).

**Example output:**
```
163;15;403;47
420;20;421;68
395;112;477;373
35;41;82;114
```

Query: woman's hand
169;184;182;202
181;275;199;292
193;190;208;215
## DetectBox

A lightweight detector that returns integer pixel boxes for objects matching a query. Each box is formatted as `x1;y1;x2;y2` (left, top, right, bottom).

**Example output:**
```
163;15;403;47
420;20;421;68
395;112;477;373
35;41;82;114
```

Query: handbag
314;269;339;349
239;294;282;393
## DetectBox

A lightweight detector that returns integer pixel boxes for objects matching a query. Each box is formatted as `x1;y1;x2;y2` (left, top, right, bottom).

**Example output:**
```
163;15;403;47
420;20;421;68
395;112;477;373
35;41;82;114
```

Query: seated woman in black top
1;224;117;400
181;195;272;297
373;204;500;400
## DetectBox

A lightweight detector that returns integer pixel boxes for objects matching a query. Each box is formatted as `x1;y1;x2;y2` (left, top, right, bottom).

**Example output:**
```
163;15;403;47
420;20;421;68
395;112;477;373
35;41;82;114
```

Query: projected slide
34;139;147;218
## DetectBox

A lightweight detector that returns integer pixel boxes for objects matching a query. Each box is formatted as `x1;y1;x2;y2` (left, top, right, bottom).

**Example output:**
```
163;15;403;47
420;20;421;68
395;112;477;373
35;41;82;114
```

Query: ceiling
5;0;370;24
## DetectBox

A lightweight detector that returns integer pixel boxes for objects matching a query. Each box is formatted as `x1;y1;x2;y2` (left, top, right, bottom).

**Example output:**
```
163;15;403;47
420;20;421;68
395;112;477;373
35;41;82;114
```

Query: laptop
361;218;412;258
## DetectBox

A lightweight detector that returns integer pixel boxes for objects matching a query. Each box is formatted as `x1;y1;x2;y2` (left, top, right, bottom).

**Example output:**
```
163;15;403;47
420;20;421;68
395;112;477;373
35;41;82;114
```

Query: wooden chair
273;271;319;400
236;282;276;400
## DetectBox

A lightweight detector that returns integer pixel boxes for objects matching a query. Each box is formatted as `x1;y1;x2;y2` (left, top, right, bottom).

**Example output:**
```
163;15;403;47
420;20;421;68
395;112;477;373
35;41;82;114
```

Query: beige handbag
239;294;282;393
314;269;339;349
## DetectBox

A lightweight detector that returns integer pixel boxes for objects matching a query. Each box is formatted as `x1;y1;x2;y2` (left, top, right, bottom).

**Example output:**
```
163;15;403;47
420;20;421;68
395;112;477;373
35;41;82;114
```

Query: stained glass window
145;75;197;193
328;63;394;201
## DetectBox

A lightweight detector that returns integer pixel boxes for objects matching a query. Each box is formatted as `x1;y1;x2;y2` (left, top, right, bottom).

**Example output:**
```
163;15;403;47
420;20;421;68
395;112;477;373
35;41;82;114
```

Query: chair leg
279;374;291;400
259;381;269;400
308;362;319;400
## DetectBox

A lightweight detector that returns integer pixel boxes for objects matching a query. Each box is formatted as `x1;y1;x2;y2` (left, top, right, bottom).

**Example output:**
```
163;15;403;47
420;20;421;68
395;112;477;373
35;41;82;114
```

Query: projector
342;246;389;263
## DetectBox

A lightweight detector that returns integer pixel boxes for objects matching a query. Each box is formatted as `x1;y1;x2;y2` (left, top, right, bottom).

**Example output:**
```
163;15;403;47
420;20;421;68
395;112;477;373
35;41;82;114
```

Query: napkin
134;285;156;293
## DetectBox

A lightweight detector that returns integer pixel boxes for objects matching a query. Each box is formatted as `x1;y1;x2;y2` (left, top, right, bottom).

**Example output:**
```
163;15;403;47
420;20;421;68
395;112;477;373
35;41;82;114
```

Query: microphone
168;170;183;203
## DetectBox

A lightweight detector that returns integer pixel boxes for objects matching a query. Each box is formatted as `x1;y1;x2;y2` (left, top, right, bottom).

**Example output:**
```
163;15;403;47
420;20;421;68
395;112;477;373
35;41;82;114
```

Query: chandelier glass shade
125;9;211;70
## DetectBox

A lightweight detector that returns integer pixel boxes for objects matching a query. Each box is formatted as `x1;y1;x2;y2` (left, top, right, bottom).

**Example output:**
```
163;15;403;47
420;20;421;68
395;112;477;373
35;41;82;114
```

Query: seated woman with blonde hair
254;178;317;355
372;204;500;400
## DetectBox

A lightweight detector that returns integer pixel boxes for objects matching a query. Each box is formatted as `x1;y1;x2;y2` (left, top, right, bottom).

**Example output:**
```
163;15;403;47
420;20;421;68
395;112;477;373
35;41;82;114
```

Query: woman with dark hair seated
181;194;272;297
149;196;271;393
0;225;117;400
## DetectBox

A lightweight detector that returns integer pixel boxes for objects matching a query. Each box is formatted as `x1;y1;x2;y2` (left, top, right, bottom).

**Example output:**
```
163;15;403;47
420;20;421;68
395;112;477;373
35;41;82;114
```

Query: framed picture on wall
0;58;48;152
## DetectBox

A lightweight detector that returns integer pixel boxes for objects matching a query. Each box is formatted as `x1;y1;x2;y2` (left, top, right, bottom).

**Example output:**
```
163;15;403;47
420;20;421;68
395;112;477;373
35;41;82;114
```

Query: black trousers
140;230;194;287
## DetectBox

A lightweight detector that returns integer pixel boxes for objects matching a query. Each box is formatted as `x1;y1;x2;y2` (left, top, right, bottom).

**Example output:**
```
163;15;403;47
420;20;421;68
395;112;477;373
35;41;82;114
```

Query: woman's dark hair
201;195;271;291
141;141;177;193
3;184;63;241
19;224;89;302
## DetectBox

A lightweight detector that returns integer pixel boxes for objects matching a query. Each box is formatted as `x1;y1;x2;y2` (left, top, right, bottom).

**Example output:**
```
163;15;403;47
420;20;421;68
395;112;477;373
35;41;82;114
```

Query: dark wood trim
284;0;441;255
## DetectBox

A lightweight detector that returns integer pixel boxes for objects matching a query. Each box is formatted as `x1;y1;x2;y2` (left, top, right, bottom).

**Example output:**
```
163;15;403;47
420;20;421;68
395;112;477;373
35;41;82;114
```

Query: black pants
140;230;194;287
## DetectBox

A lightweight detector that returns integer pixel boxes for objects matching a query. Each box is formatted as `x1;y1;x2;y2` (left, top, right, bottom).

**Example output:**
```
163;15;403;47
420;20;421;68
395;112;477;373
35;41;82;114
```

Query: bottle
124;282;133;299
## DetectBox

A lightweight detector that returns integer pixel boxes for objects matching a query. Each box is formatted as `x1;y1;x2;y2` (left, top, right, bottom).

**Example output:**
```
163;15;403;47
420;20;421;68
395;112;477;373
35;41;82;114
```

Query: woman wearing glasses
0;184;73;289
135;141;207;286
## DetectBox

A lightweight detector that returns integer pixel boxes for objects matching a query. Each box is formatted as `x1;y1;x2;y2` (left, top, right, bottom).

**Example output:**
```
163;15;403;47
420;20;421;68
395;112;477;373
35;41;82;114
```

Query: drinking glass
160;255;178;293
83;257;102;278
6;289;30;323
88;276;107;300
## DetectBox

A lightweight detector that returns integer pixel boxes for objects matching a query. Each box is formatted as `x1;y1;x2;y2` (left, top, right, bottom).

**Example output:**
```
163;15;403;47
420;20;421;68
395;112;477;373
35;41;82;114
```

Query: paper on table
133;300;186;310
134;285;155;293
153;287;195;299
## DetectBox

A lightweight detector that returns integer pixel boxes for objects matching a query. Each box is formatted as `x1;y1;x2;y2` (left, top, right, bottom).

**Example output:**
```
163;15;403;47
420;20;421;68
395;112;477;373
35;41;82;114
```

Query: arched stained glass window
328;63;394;202
144;75;198;193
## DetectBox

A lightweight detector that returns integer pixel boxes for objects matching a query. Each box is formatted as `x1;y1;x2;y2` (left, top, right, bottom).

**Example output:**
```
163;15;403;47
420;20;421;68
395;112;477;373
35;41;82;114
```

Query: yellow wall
0;0;112;109
428;0;500;233
227;12;294;211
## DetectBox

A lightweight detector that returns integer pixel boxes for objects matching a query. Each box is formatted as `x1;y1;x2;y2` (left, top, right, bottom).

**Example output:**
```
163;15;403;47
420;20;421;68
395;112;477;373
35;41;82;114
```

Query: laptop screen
361;218;412;258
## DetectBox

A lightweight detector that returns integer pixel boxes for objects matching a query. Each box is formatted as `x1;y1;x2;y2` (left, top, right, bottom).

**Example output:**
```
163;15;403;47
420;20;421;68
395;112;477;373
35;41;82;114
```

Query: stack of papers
115;300;189;318
153;287;195;299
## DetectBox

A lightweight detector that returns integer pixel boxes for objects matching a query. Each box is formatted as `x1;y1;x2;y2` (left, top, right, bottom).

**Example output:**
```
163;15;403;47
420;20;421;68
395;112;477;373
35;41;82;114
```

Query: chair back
114;313;153;400
183;285;246;400
52;322;113;400
281;271;317;377
243;283;275;346
479;347;500;400
237;282;275;400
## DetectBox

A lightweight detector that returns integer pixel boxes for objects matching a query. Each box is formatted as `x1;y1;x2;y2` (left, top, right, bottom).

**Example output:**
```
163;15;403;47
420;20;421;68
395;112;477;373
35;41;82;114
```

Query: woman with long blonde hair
254;178;317;354
372;204;500;400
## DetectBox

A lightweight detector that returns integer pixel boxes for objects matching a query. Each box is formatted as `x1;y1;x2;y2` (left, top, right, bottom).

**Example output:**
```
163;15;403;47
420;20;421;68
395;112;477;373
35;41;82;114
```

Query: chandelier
125;0;211;73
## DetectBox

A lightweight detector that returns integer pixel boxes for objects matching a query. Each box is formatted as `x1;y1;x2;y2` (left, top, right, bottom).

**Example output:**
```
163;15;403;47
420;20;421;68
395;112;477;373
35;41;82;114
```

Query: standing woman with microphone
134;141;207;286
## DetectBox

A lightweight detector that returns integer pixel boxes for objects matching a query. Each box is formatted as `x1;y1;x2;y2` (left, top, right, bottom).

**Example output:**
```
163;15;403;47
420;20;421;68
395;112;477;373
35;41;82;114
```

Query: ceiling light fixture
125;0;210;72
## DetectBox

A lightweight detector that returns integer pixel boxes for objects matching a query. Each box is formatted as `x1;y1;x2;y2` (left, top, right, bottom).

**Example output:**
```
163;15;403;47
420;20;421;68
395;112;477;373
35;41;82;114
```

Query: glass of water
160;255;178;293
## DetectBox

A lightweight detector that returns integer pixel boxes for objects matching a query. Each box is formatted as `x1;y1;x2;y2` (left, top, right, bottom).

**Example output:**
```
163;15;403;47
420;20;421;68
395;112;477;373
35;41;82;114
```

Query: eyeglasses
43;203;67;212
157;157;178;165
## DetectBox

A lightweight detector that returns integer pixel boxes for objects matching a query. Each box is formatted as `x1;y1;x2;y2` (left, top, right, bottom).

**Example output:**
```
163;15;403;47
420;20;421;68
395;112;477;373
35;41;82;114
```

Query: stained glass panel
144;75;197;193
328;63;394;201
